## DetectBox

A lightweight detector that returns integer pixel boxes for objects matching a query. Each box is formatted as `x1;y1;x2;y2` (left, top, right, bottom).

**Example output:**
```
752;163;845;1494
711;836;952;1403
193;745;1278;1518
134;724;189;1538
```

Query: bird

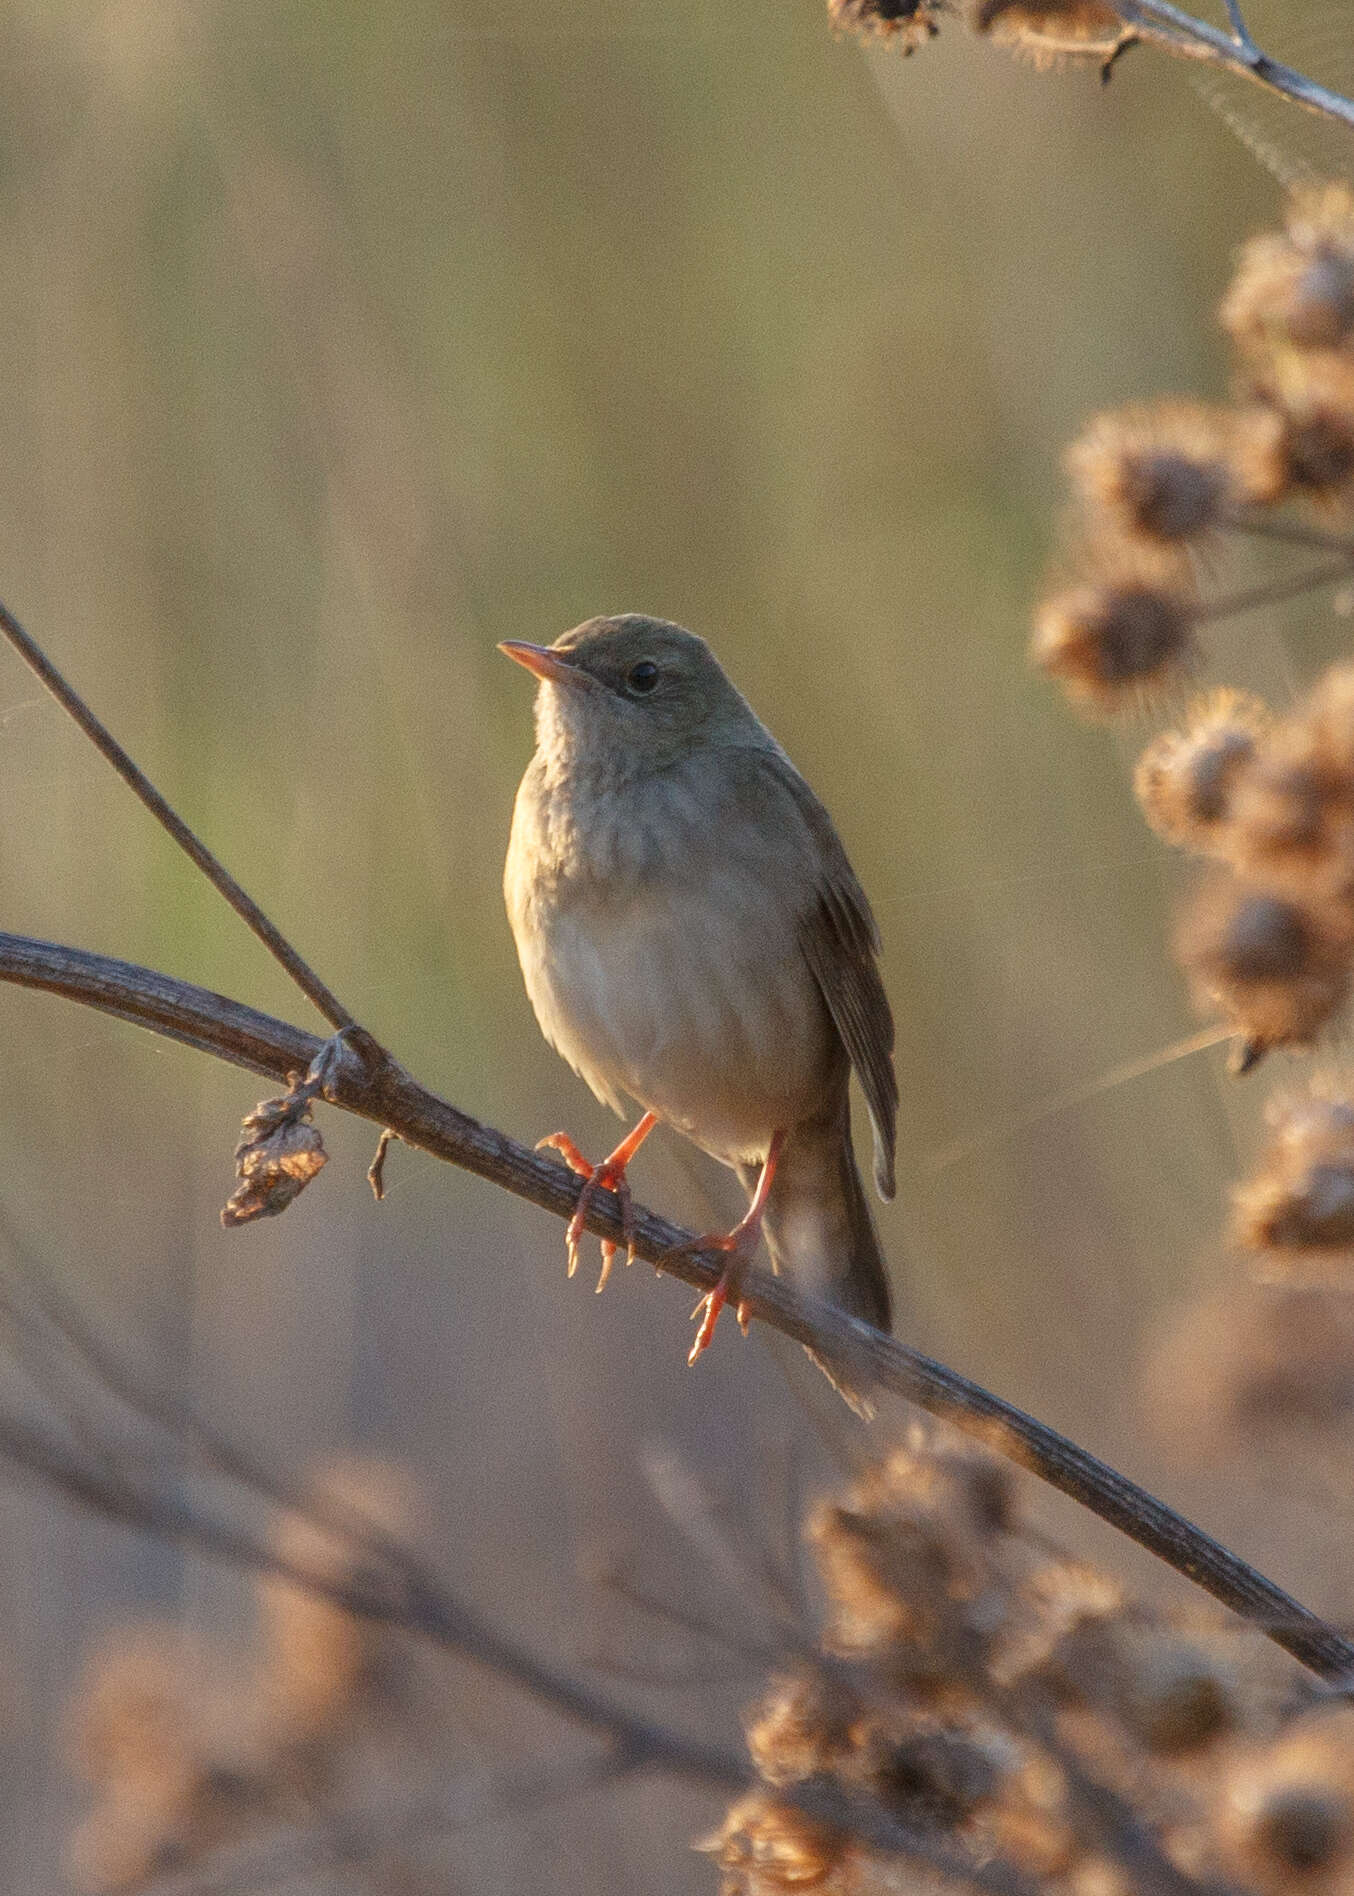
500;614;897;1399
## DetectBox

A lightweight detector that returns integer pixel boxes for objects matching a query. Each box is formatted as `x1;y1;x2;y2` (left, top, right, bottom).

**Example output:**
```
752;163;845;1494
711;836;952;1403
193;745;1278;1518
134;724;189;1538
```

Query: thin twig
1108;0;1354;131
1225;512;1354;558
3;930;1353;1688
1220;0;1260;67
1197;554;1354;623
0;1217;469;1625
0;599;354;1031
144;1752;643;1896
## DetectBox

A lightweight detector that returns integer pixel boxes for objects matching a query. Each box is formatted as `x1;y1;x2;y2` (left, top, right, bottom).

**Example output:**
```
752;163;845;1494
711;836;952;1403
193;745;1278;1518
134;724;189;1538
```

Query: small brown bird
501;615;897;1393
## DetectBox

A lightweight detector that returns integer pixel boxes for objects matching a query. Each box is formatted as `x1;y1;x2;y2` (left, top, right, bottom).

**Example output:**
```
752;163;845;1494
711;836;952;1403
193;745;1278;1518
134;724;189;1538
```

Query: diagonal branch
3;928;1352;1687
0;600;354;1032
1106;0;1354;130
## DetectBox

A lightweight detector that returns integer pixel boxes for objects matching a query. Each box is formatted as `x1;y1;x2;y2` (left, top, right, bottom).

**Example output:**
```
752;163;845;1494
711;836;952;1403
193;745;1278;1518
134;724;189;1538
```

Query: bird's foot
663;1211;767;1365
673;1129;785;1364
536;1112;657;1290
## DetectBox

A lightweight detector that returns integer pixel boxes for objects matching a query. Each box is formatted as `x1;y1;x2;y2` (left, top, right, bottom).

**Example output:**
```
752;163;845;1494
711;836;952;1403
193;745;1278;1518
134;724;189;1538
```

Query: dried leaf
221;1081;328;1227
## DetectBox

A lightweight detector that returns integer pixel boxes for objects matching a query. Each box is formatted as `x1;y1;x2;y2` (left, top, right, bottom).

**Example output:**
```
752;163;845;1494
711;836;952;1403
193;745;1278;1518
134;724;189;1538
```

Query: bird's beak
498;640;582;687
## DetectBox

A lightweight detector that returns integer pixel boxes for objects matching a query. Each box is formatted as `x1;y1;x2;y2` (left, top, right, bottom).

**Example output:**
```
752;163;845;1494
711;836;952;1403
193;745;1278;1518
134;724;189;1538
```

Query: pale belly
515;871;836;1167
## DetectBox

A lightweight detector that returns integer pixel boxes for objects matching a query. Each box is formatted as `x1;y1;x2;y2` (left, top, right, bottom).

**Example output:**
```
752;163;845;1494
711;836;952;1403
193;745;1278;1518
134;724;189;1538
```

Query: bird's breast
506;762;836;1163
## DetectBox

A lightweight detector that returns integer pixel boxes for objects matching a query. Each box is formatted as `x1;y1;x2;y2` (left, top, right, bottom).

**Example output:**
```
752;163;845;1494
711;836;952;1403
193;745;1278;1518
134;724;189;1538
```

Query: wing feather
754;751;898;1200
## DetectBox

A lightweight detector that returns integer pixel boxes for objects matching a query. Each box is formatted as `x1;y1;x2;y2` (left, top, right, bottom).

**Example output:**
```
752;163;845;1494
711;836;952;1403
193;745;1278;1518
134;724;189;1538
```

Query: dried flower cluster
65;1461;446;1893
828;0;1125;67
825;0;943;53
971;0;1121;63
1033;189;1354;719
1025;190;1354;1503
1224;187;1354;369
1032;554;1199;718
1146;665;1354;1063
1148;1076;1354;1406
1235;1083;1354;1258
1028;192;1354;1063
710;1432;1354;1895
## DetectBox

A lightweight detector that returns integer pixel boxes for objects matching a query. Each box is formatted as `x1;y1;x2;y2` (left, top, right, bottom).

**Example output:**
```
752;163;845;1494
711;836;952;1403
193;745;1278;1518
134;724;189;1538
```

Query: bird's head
500;614;759;773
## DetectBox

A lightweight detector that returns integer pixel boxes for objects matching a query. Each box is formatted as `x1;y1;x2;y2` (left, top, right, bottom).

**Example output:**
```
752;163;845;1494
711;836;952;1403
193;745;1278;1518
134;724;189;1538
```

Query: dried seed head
1233;1084;1354;1258
1115;1634;1238;1754
876;1434;1016;1539
1223;186;1354;359
1226;664;1354;896
701;1792;845;1890
827;0;943;49
1065;1861;1139;1896
857;1714;1007;1826
995;1560;1124;1700
1247;354;1354;502
808;1440;1010;1683
1218;1708;1354;1895
1252;1789;1351;1878
746;1668;859;1788
1174;875;1353;1060
985;1752;1080;1878
261;1460;422;1749
1302;661;1354;782
71;1632;196;1794
1067;401;1246;545
66;1631;259;1895
969;0;1120;63
1135;691;1269;853
1226;751;1354;899
1225;402;1296;506
1032;563;1195;716
809;1501;982;1671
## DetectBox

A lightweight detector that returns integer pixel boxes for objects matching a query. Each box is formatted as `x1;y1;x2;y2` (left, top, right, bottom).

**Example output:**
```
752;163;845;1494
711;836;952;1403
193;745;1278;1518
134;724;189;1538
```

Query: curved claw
671;1129;785;1366
535;1115;655;1290
687;1273;753;1363
661;1223;759;1362
593;1169;638;1292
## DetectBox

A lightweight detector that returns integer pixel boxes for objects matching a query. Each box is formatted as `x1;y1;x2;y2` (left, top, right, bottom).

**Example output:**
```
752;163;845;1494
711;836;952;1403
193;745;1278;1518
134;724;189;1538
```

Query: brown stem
1197;554;1354;623
0;599;354;1032
3;928;1352;1687
1225;513;1354;558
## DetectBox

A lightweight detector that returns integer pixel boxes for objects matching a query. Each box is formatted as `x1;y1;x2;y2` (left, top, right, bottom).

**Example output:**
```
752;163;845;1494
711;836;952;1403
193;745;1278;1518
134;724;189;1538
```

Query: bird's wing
757;750;898;1201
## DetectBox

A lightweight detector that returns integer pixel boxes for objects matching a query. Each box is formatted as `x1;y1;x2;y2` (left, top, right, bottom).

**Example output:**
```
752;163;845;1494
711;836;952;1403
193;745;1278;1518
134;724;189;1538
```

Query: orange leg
674;1130;786;1364
537;1112;658;1290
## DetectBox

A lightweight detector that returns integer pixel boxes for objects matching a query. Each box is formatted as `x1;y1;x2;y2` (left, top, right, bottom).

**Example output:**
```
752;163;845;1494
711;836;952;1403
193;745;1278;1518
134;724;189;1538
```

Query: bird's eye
626;660;660;695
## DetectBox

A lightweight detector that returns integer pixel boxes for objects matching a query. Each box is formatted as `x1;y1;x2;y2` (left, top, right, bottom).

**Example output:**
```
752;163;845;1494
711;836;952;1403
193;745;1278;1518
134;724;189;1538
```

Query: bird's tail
740;1096;892;1415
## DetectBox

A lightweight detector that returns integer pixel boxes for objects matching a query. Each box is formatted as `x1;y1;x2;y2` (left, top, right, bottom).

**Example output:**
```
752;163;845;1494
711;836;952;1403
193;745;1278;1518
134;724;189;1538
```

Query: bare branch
1107;0;1354;131
140;1751;643;1896
3;929;1353;1688
0;600;354;1031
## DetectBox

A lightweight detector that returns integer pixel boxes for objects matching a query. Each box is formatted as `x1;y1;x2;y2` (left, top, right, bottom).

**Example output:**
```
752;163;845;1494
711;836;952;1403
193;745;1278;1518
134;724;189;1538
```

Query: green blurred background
0;0;1350;1887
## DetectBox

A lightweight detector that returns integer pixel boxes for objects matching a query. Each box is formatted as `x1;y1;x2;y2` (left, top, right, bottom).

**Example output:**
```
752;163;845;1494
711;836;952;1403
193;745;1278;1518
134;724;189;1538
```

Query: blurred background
0;0;1350;1888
